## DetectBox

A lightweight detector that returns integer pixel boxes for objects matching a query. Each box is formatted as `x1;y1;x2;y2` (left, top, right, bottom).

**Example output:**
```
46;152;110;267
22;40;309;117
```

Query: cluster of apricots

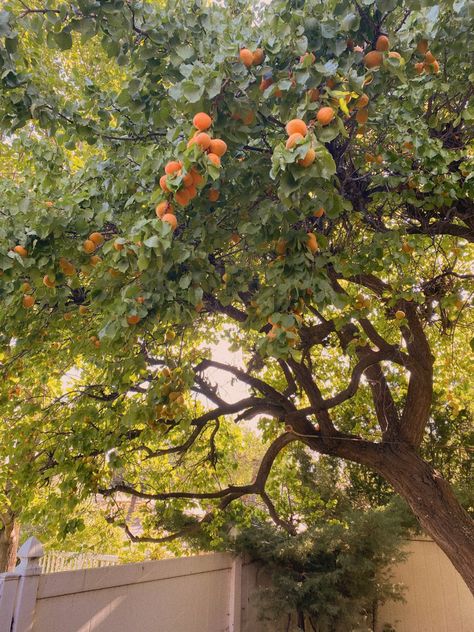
239;46;265;68
155;112;227;231
414;39;440;74
363;34;402;69
285;118;316;167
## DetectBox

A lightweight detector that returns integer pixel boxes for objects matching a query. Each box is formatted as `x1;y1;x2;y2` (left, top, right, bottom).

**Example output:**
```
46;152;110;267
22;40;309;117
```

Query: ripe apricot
193;112;212;131
156;201;171;218
186;184;198;200
306;232;319;253
388;51;402;60
208;189;220;202
160;175;170;192
175;188;190;206
326;77;337;90
43;275;55;288
127;315;141;325
313;207;325;218
113;240;124;251
308;88;320;102
22;294;35;308
356;108;369;124
402;241;414;254
239;48;254;67
83;239;96;254
89;232;104;246
432;60;440;73
242;111;255;125
286;118;307;136
165;161;182;175
190;168;204;187
90;255;102;266
375;35;389;51
299;148;316;167
59;258;76;275
364;50;383;68
286;132;304;149
209;138;227;156
253;48;265;65
162;213;178;230
424;51;435;64
182;173;194;187
13;245;28;257
192;132;212;150
317;107;335;126
417;39;428;54
276;239;287;255
208;153;221;167
415;62;425;75
230;232;241;244
357;94;369;108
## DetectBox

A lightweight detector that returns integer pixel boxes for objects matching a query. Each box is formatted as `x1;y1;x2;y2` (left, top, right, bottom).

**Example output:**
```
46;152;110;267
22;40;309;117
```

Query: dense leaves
0;0;473;587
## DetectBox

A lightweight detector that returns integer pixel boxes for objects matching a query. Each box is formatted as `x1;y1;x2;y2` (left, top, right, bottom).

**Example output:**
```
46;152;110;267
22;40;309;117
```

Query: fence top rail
37;552;235;600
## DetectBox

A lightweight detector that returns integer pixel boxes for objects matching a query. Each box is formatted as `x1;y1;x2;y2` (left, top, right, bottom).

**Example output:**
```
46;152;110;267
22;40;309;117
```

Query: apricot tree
0;0;473;587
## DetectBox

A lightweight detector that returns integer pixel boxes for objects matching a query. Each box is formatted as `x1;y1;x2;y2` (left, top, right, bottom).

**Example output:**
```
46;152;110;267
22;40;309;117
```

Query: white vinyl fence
0;537;473;632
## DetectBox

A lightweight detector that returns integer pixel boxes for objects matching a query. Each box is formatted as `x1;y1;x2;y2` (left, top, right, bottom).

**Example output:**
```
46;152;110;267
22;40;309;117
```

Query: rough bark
376;444;474;594
0;510;20;572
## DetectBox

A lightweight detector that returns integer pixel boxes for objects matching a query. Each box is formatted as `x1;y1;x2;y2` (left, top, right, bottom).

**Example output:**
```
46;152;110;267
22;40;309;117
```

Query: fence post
229;556;242;632
10;537;44;632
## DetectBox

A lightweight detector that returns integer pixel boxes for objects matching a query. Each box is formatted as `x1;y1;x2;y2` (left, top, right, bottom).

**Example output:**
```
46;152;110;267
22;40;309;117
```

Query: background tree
0;0;473;588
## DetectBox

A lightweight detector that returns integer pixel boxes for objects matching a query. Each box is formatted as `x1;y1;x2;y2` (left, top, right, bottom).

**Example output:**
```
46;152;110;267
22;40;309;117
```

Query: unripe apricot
193;112;212;131
395;310;406;320
286;133;304;149
22;294;35;308
13;245;28;257
165;161;182;175
209;138;227;156
162;213;178;230
356;108;369;124
239;48;254;67
156;201;171;218
375;35;389;51
317;107;335;126
298;148;316;167
208;153;221;167
89;232;104;246
252;48;265;65
83;239;96;254
208;189;220;202
286;118;307;136
364;50;383;68
160;175;170;192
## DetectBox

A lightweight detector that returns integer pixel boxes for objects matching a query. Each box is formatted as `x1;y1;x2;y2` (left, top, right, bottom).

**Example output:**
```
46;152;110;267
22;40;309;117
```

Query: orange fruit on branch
207;153;221;167
298;148;316;167
89;232;104;246
208;189;220;202
13;245;28;257
355;108;369;124
22;294;35;308
285;132;304;149
252;48;265;65
209;138;227;156
165;161;182;175
375;35;389;51
193;112;212;131
239;48;254;67
83;239;96;254
317;107;335;126
162;213;178;230
364;50;383;68
285;118;307;136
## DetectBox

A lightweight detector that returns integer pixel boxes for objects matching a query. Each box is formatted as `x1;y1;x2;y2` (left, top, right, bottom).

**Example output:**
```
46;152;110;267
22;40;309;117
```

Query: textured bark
0;511;19;572
377;444;474;594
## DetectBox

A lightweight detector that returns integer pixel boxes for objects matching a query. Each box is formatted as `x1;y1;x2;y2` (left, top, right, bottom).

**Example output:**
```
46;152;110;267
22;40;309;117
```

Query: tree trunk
378;444;474;594
0;511;20;572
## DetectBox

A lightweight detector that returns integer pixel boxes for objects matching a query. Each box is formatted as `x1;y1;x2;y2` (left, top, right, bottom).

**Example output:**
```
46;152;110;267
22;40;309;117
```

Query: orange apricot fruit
239;48;254;67
165;161;182;176
375;35;389;51
156;201;171;218
286;118;307;137
89;232;104;246
193;112;212;131
13;245;28;257
286;132;304;149
22;294;35;308
317;107;335;126
207;153;221;167
252;48;265;65
313;207;325;218
162;213;178;230
298;148;316;167
208;189;220;202
127;315;141;325
364;50;383;68
306;232;319;253
83;239;96;254
417;39;428;54
175;188;191;207
159;175;170;192
209;138;227;156
356;108;369;124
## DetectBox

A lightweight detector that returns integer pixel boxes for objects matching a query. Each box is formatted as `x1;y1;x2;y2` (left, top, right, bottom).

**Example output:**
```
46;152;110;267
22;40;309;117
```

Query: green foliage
0;0;472;576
